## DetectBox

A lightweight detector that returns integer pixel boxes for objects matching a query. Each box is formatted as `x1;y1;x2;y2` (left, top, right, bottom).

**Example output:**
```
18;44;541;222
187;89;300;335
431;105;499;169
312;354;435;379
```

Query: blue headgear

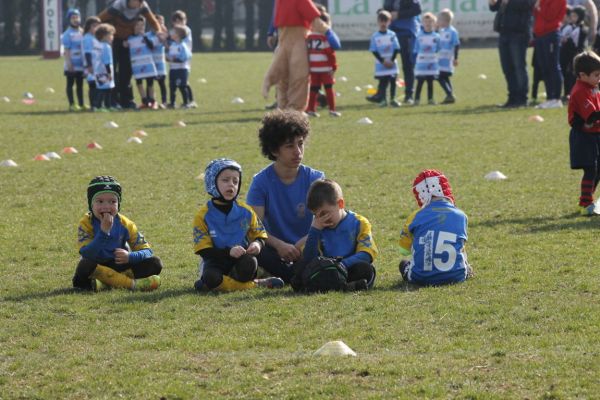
66;8;81;23
204;158;242;200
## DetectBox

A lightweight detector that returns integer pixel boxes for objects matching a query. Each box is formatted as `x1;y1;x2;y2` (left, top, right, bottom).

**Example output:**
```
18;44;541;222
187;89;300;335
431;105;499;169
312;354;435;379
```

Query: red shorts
310;72;334;87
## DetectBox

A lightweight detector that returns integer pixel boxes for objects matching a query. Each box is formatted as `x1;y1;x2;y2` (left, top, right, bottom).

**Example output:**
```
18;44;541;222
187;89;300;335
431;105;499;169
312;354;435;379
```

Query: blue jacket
489;0;535;35
383;0;421;37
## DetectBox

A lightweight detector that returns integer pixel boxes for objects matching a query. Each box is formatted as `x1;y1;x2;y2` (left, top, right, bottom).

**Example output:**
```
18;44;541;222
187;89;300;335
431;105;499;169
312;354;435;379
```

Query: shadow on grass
142;116;262;128
3;287;84;302
336;102;507;115
472;213;596;232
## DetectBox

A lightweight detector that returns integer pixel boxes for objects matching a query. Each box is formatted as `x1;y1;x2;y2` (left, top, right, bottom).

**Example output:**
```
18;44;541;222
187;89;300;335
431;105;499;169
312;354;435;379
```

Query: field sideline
1;49;599;399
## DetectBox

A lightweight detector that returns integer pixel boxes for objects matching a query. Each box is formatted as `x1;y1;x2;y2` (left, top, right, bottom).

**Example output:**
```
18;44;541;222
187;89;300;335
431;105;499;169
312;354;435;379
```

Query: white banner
43;0;61;58
329;0;496;41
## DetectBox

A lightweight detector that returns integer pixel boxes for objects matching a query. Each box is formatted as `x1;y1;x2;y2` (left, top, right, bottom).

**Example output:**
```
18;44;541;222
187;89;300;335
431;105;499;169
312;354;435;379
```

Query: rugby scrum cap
412;169;454;208
204;158;242;200
87;175;122;211
66;8;81;22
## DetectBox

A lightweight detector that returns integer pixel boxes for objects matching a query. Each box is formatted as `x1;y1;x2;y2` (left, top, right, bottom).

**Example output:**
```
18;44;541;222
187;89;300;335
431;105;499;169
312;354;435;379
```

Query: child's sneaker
441;95;456;104
378;99;388;107
134;275;161;291
329;110;342;117
265;101;278;110
579;203;600;216
69;104;81;112
390;99;401;108
366;95;382;103
306;111;320;117
187;101;198;108
255;277;284;289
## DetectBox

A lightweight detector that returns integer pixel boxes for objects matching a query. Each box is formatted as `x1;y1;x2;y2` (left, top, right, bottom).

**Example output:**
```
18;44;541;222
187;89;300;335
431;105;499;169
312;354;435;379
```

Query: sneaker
579;203;600;216
441;95;456;104
390;99;401;107
265;101;278;110
306;111;320;117
378;99;388;107
69;104;81;112
158;103;167;109
366;95;383;103
403;97;414;105
91;278;109;292
428;99;436;105
255;277;284;289
187;101;198;108
345;279;368;291
329;110;342;117
134;275;161;291
536;99;563;109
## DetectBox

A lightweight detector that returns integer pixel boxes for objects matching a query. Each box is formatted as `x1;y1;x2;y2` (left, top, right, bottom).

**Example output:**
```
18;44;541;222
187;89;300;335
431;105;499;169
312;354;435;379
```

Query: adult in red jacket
533;0;567;109
262;0;327;111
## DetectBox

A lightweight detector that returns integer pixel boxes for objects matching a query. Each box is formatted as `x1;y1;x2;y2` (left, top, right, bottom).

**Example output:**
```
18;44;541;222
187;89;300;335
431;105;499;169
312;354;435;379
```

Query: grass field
1;49;599;399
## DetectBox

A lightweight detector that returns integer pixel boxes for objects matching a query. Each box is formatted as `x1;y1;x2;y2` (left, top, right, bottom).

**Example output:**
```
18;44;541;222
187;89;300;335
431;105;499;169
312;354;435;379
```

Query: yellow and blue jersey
193;200;268;254
399;199;468;285
78;212;152;264
303;210;378;268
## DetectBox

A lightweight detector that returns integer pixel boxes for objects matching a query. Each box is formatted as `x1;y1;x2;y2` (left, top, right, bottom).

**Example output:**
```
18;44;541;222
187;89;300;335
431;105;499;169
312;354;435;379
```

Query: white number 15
419;230;457;272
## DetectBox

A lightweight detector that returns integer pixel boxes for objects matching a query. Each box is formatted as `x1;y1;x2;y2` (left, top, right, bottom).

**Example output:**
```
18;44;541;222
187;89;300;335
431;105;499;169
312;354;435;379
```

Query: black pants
376;75;397;101
156;75;167;104
201;254;258;289
393;33;416;100
87;80;96;108
169;69;189;105
65;71;84;106
438;71;453;97
415;76;435;101
72;256;163;290
112;38;135;108
94;88;112;109
346;261;376;289
255;245;295;283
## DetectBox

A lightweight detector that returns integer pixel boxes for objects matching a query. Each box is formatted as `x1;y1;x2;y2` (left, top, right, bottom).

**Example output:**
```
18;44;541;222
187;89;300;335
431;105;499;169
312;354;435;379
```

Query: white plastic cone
339;76;348;82
175;120;186;127
198;78;207;83
314;341;357;357
357;117;373;125
0;159;18;167
2;96;10;102
127;136;143;144
133;130;148;137
45;87;55;93
354;86;362;92
485;171;507;181
44;152;61;159
363;84;374;89
478;74;487;80
528;115;544;122
23;92;34;99
104;121;119;128
231;97;245;104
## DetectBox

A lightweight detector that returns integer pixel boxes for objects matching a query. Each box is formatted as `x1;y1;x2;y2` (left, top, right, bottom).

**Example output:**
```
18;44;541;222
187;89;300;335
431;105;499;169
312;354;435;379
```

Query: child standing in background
125;16;157;109
171;10;197;108
93;23;116;111
305;5;342;117
62;8;85;111
367;10;401;107
166;26;192;108
414;13;441;105
147;14;168;108
82;16;101;110
560;6;588;101
437;9;460;104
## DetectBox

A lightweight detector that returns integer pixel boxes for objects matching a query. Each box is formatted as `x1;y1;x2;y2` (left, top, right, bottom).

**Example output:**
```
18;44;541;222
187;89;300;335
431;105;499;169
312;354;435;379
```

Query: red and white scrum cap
412;169;455;207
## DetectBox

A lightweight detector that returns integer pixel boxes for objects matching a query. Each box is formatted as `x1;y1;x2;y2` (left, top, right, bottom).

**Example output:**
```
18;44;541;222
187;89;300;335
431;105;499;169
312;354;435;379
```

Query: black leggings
201;254;258;289
87;80;96;108
376;75;397;100
437;71;453;97
347;261;376;289
72;256;163;290
157;75;167;104
415;76;434;101
66;74;84;106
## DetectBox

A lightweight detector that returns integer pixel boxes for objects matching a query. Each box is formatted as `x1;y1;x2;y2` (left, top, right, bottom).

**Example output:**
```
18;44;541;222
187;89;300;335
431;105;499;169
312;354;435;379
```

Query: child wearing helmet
398;170;473;286
193;159;284;292
72;176;163;291
62;8;85;111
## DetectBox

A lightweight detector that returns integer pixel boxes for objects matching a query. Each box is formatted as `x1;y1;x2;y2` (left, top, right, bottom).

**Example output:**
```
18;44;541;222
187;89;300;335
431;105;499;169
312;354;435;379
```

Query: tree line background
0;0;326;54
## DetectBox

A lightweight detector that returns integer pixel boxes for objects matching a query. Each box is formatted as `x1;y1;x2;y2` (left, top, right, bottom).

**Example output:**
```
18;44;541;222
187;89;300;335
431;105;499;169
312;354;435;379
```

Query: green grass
1;49;599;399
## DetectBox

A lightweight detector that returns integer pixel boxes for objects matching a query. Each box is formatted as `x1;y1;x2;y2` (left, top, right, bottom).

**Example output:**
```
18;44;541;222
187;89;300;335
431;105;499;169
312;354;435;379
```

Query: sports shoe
578;203;600;216
441;95;456;104
69;104;81;112
187;101;198;108
329;110;342;117
265;101;278;110
403;97;414;105
306;111;320;117
345;279;368;291
378;99;388;107
366;95;383;103
255;277;284;289
134;275;161;291
536;99;563;109
390;99;401;107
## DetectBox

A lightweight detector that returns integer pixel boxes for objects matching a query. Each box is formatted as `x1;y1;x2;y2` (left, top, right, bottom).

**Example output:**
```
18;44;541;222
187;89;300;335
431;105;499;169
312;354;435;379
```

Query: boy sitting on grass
73;176;163;292
301;179;378;291
399;170;472;285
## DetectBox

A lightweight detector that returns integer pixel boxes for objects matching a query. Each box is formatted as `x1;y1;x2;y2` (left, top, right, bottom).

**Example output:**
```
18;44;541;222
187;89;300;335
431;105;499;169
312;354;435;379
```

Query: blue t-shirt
82;32;102;82
369;30;400;77
146;31;166;76
399;199;469;285
128;34;157;79
246;164;324;245
414;29;440;77
95;42;115;90
438;26;460;73
62;26;84;72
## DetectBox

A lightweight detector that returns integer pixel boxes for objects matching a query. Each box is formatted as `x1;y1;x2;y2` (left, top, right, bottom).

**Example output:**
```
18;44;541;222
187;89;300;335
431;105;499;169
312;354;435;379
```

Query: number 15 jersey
399;199;468;285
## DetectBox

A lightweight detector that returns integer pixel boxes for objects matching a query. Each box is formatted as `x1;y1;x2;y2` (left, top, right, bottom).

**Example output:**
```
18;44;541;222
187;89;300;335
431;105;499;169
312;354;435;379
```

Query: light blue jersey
247;164;324;245
82;32;102;82
438;26;460;73
399;199;469;285
167;41;192;70
94;42;115;90
128;34;157;79
414;30;440;77
62;26;84;72
369;30;400;77
146;31;166;76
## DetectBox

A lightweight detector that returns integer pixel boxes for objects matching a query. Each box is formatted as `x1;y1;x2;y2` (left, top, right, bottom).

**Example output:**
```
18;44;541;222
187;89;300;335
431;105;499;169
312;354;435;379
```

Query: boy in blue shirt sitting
193;159;284;292
302;179;377;291
399;170;473;285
